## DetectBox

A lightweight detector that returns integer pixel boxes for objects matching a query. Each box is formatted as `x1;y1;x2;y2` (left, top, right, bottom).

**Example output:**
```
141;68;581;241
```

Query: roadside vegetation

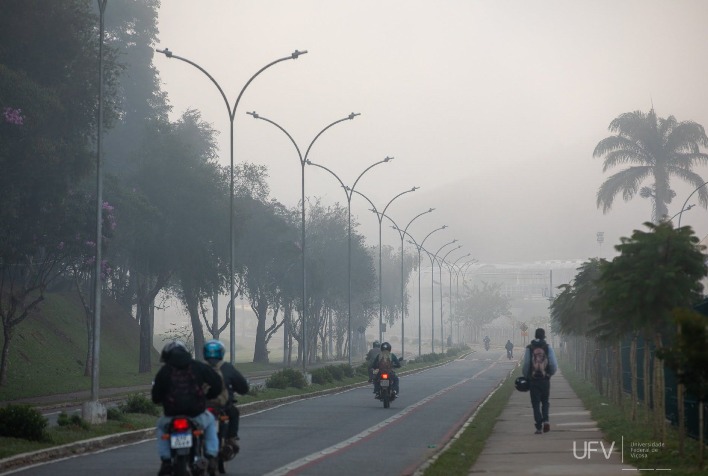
562;361;705;475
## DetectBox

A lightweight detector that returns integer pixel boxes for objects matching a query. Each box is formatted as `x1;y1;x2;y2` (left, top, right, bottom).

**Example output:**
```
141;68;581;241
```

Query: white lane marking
264;362;497;476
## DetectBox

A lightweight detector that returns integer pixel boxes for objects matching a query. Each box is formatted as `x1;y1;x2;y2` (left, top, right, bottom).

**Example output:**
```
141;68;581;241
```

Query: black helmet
380;342;391;352
514;376;530;392
160;339;188;363
373;340;380;348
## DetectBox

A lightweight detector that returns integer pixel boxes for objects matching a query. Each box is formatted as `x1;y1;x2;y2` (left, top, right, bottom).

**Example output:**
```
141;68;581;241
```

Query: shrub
336;363;355;379
106;407;125;421
310;367;333;385
0;404;48;442
57;412;90;430
327;365;344;381
265;368;308;389
355;362;369;377
121;393;160;416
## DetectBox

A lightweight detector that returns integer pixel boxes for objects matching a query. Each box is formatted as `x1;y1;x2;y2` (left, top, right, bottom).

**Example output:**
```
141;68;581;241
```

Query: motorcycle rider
152;340;222;476
505;339;514;359
203;339;250;454
365;340;381;383
369;341;401;397
483;335;491;350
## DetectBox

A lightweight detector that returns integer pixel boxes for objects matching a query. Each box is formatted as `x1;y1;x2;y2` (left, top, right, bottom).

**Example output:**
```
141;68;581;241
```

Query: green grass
0;292;160;401
561;361;706;475
0;412;155;459
422;369;515;475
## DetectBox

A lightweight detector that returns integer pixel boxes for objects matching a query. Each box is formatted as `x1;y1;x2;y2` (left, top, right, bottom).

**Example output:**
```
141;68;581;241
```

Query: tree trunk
0;326;13;386
252;297;269;363
183;287;205;362
653;332;666;442
137;273;169;373
699;398;704;470
643;335;651;423
630;335;637;421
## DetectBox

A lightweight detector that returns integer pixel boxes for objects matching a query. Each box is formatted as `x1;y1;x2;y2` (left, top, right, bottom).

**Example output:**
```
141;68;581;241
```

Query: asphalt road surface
7;351;515;476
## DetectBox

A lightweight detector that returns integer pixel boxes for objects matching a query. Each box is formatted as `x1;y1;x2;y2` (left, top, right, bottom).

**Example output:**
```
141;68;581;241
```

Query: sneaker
158;459;172;476
534;429;543;435
543;422;550;433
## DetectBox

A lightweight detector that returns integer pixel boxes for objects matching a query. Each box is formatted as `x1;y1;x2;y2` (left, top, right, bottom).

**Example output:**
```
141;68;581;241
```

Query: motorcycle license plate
380;379;390;388
170;432;192;449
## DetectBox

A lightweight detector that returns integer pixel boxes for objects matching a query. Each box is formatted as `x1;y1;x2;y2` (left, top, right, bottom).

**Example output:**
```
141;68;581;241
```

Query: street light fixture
305;157;393;365
247;111;359;370
438;245;462;352
677;180;708;227
377;209;436;359
407;225;447;354
349;187;419;343
155;47;307;365
423;239;457;353
387;209;434;359
446;253;471;344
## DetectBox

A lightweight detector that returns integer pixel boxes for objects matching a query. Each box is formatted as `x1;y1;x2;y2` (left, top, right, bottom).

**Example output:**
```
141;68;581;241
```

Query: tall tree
594;108;708;222
594;221;708;439
0;0;119;385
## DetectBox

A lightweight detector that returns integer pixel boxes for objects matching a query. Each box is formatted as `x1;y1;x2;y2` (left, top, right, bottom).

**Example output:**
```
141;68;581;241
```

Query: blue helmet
203;339;225;361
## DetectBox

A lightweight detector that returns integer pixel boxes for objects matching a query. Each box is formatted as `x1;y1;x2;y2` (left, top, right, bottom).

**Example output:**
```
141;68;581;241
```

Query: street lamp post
389;209;434;359
155;47;307;365
84;0;108;425
246;111;359;370
423;239;457;353
438;245;462;352
305;157;393;365
447;254;471;344
349;188;419;343
407;226;447;354
677;180;708;227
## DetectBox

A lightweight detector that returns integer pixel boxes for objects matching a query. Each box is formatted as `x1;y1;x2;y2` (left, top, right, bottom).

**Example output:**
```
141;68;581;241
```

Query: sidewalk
468;369;637;475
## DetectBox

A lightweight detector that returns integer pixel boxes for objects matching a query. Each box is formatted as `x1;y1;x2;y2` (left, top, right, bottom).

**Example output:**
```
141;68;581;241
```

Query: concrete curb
0;428;155;473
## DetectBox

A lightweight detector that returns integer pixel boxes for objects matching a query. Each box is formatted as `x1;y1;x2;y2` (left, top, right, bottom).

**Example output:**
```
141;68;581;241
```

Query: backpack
207;361;230;407
530;341;549;379
377;352;393;374
165;363;205;415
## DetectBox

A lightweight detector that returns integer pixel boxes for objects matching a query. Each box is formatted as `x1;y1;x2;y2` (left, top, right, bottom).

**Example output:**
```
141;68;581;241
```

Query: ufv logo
572;440;616;460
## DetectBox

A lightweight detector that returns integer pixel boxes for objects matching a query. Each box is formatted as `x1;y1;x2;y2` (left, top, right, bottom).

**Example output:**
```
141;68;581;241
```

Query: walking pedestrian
522;328;558;434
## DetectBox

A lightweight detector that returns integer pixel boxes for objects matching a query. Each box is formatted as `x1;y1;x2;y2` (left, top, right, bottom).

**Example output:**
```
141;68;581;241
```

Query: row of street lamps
154;46;477;368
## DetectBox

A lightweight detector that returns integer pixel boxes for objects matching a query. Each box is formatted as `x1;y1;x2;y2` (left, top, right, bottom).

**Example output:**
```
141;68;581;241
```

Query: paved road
4;351;515;476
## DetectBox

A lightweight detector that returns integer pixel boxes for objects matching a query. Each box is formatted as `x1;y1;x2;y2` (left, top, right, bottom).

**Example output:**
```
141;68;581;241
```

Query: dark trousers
529;378;550;429
224;404;240;438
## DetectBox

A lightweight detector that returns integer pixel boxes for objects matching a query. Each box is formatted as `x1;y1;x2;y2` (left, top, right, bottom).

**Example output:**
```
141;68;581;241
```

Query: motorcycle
163;415;211;476
375;370;397;408
207;406;238;474
484;341;490;351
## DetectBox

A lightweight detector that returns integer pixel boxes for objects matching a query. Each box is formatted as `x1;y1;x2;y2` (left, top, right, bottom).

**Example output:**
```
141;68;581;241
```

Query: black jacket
218;361;250;402
152;348;223;417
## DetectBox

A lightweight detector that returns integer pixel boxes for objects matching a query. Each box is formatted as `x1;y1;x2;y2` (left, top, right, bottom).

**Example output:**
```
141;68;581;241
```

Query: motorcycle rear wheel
173;455;190;476
382;390;390;408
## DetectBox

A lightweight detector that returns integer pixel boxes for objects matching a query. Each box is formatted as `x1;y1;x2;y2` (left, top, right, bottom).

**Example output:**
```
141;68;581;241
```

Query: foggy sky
153;0;708;264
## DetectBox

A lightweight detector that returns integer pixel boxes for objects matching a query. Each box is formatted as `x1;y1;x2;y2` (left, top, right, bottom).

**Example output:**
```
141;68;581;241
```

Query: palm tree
594;108;708;222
